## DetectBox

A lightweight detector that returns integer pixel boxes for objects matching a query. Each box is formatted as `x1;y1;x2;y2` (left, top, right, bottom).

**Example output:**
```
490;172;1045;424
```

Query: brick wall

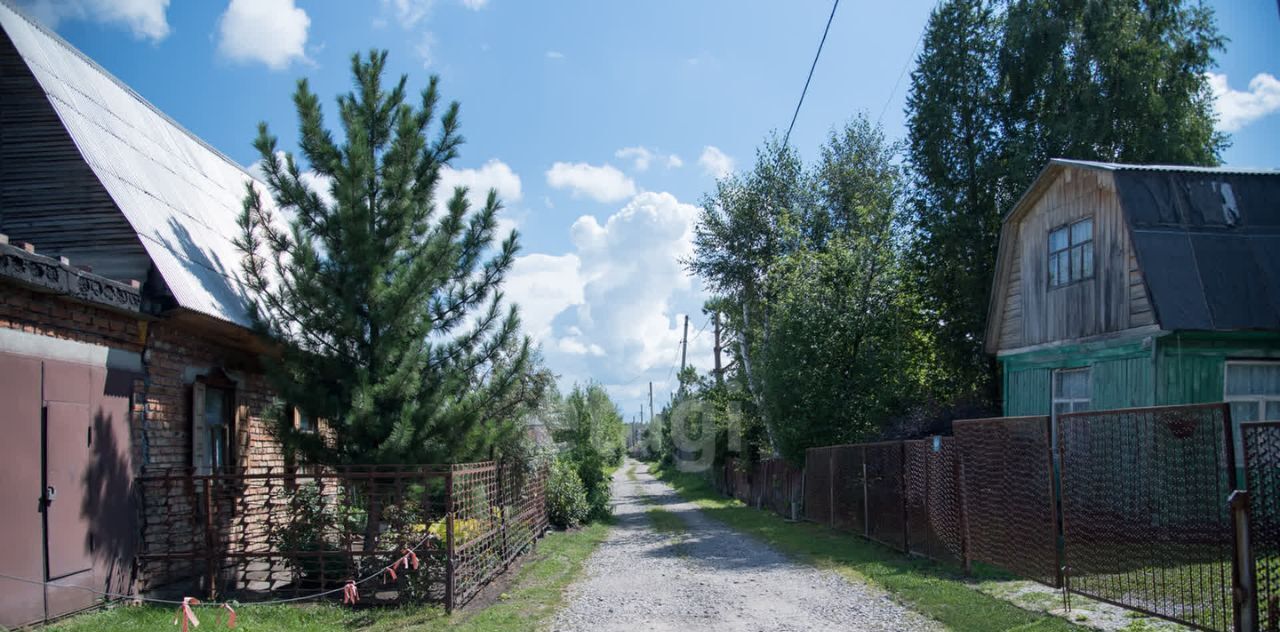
0;285;144;353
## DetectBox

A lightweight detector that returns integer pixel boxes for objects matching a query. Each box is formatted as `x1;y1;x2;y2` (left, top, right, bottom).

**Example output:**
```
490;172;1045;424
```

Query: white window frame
1052;367;1092;415
1224;360;1280;422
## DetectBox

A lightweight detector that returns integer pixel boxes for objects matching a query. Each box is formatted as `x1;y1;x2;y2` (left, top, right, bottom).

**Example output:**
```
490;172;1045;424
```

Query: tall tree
236;51;532;466
905;0;1003;402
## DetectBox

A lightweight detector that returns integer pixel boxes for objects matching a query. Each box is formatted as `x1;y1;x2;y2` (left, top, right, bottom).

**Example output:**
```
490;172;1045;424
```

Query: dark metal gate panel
1243;421;1280;631
1058;404;1236;632
905;438;965;566
830;445;865;534
865;442;906;551
803;447;831;525
955;415;1060;586
0;352;46;629
44;400;93;579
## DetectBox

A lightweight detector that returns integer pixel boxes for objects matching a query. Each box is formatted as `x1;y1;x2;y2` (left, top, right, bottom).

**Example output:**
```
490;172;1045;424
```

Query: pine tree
236;51;531;466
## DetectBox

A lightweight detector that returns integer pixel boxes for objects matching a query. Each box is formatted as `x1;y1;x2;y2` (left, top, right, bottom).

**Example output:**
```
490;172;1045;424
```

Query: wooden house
986;159;1280;434
0;3;300;625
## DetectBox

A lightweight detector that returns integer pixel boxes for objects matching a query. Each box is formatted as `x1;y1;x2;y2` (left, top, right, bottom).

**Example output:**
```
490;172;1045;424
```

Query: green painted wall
1000;331;1280;416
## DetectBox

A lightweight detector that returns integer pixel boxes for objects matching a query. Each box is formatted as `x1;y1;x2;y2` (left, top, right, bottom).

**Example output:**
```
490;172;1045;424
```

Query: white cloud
667;154;684;169
698;145;735;179
382;0;432;26
216;0;310;70
505;191;711;413
614;147;654;171
546;50;565;60
21;0;170;41
1207;72;1280;133
460;0;488;8
415;31;437;68
506;253;583;340
546;162;637;203
436;159;523;218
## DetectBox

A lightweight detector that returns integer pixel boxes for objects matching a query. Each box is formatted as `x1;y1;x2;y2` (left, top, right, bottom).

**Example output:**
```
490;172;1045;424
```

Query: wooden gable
986;164;1156;354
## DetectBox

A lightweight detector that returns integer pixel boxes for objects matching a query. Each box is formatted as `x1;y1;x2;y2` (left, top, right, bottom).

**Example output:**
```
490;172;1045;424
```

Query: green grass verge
648;461;1086;632
47;522;612;632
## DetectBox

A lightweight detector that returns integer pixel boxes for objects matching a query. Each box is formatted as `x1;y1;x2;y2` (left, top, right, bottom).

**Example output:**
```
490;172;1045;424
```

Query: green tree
551;383;625;519
236;51;532;466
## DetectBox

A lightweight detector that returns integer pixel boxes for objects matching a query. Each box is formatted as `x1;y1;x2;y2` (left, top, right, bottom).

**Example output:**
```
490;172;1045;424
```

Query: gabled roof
986;158;1280;351
0;1;279;328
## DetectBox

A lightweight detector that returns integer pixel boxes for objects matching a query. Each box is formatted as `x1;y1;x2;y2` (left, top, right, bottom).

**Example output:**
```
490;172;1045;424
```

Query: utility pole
649;381;654;422
680;314;689;372
712;310;723;387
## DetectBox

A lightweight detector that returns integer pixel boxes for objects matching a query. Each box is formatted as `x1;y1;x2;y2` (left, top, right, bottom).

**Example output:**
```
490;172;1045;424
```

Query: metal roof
1051;158;1280;177
1111;168;1280;331
0;1;279;328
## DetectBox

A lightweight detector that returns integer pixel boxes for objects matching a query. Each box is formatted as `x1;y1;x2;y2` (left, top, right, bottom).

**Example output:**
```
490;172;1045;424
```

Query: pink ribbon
385;564;397;582
401;547;420;571
173;597;200;631
222;604;236;629
342;580;359;605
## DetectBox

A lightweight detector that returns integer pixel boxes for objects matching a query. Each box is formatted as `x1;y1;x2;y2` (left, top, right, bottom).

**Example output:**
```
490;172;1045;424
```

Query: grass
625;464;637;481
47;522;612;632
648;461;1087;632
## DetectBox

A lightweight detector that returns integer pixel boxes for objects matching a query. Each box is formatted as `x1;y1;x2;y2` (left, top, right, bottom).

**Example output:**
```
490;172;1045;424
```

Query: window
295;407;317;434
1048;218;1094;287
1225;361;1280;422
1052;368;1091;416
192;371;236;475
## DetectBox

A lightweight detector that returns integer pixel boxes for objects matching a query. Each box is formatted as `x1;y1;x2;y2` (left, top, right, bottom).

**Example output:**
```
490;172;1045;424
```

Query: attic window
1048;218;1094;287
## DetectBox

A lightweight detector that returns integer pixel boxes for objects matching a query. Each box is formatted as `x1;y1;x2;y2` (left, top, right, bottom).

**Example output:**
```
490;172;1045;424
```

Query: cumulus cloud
546;162;637;203
436;159;524;235
217;0;310;70
698;145;735;179
1207;72;1280;133
505;191;711;413
615;146;684;172
21;0;170;41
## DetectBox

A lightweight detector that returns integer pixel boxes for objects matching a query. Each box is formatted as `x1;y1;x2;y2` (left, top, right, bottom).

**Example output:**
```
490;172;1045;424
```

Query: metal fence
1243;422;1280;632
955;415;1062;586
713;457;803;520
137;461;547;611
1058;404;1238;631
706;402;1277;631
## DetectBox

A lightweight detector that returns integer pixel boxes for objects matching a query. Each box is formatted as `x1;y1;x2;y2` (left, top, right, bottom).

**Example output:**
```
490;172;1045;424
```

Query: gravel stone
551;459;941;631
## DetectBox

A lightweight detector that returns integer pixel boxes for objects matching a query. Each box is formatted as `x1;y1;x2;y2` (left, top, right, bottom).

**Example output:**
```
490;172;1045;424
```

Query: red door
0;353;45;628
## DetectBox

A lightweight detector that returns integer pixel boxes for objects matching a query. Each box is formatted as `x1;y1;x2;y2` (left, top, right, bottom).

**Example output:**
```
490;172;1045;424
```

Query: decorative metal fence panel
1058;404;1237;632
955;415;1061;587
1244;421;1280;632
905;438;965;566
137;461;547;612
864;442;907;551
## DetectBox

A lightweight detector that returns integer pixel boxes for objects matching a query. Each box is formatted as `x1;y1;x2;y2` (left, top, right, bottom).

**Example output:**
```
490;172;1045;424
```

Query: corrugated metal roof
1052;158;1280;176
0;1;279;328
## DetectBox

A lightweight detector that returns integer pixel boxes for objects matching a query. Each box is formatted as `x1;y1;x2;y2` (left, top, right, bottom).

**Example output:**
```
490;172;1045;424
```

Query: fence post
202;477;216;601
1046;415;1064;589
445;468;456;613
862;447;869;539
1229;491;1258;632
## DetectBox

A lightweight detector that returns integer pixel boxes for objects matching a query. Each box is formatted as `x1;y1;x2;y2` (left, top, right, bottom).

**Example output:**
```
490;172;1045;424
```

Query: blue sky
24;0;1280;420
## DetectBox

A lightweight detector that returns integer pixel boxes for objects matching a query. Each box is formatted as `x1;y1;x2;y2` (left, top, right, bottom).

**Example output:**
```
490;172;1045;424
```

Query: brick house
0;3;298;625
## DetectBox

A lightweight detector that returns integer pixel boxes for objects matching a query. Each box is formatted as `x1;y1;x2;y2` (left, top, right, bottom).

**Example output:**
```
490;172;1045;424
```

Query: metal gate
0;351;137;628
1243;421;1280;631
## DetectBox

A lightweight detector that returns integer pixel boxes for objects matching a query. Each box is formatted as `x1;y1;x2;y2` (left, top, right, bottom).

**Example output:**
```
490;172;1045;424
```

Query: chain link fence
1243;421;1280;631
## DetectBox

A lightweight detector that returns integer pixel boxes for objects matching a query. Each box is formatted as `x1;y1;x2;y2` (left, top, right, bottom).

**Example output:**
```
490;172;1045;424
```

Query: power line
783;0;841;147
875;2;936;126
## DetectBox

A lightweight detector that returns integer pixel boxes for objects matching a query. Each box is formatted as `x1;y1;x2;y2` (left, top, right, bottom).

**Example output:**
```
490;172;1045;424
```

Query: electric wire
783;0;841;147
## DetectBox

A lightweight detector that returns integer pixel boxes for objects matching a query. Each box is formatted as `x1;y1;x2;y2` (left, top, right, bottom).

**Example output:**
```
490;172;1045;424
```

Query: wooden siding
994;166;1156;352
0;31;148;282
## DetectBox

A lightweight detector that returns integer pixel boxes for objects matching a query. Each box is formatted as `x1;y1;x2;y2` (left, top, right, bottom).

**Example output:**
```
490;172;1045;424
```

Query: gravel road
551;459;940;632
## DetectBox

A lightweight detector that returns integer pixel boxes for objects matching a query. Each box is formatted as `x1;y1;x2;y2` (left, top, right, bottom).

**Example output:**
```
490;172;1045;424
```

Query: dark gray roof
1107;165;1280;331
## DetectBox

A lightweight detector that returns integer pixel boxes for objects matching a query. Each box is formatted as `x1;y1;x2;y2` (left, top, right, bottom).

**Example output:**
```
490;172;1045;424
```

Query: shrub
546;458;590;528
572;450;612;520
